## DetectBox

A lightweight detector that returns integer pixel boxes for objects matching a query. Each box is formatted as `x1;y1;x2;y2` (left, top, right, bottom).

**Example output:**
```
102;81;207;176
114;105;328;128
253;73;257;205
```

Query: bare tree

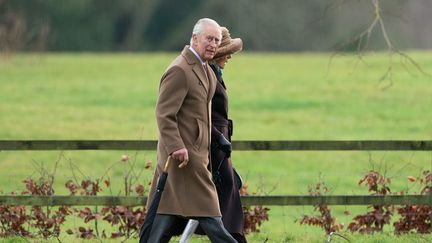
117;0;160;51
0;11;26;57
330;0;430;89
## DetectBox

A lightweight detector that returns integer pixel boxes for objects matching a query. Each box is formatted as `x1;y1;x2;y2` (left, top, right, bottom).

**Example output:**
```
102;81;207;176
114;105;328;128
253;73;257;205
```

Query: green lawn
1;52;431;242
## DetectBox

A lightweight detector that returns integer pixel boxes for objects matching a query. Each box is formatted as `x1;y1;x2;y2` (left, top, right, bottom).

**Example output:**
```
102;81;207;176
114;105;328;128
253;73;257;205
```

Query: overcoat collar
182;46;209;94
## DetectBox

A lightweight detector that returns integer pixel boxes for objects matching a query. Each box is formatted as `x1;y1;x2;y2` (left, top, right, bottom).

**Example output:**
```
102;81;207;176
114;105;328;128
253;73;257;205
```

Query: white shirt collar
189;46;206;65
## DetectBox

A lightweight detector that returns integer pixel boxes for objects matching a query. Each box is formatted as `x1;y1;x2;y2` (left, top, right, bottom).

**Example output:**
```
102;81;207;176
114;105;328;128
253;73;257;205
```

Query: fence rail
1;140;431;207
1;140;432;151
1;195;431;206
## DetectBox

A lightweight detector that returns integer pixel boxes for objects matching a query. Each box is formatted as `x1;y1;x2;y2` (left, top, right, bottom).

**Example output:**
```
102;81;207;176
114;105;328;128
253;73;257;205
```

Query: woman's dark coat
209;63;245;235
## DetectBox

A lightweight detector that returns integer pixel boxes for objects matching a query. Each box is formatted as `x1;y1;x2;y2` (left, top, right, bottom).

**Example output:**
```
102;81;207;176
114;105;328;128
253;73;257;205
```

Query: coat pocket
193;118;204;151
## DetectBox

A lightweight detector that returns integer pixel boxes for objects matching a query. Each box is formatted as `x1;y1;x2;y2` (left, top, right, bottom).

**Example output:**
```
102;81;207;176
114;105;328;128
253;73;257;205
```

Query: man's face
192;24;221;61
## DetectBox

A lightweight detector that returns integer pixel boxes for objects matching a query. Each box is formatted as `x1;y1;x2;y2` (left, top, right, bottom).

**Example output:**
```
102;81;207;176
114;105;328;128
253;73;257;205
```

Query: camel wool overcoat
146;46;221;217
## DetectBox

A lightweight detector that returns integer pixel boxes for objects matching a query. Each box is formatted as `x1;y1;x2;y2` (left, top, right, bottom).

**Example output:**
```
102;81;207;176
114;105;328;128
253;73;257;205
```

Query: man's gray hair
190;18;220;45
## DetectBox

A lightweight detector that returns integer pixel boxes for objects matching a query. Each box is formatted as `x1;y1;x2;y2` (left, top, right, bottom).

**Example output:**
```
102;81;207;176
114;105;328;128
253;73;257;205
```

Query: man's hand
171;148;189;168
217;135;232;158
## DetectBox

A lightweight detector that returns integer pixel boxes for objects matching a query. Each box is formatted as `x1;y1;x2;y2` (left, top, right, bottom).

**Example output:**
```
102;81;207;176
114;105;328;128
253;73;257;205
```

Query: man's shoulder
161;55;189;80
170;54;188;67
167;52;192;72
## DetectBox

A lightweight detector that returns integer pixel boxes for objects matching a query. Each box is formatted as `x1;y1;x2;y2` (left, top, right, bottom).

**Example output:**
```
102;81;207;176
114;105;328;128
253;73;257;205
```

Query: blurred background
1;0;432;53
1;1;432;242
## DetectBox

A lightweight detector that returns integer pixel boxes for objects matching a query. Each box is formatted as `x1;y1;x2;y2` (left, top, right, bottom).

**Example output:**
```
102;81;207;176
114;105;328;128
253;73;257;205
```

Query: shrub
348;170;394;234
394;170;432;234
298;180;343;234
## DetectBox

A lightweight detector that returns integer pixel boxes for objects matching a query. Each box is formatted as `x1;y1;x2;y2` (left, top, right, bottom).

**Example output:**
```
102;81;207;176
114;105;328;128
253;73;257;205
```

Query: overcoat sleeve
156;66;189;154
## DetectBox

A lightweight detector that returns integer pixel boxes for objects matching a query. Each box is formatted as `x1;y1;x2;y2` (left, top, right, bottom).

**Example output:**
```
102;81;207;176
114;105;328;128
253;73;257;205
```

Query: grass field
1;52;432;242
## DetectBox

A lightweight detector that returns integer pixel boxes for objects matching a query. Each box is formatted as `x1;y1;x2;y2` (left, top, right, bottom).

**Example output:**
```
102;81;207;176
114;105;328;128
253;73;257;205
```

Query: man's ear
191;34;198;45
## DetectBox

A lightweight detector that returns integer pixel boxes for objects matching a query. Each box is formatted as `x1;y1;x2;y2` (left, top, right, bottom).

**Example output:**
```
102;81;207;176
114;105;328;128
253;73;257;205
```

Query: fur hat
213;27;243;59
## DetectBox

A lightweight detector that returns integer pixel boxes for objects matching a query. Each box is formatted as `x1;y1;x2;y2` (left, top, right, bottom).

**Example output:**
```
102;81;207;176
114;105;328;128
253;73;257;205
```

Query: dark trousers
148;214;238;243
